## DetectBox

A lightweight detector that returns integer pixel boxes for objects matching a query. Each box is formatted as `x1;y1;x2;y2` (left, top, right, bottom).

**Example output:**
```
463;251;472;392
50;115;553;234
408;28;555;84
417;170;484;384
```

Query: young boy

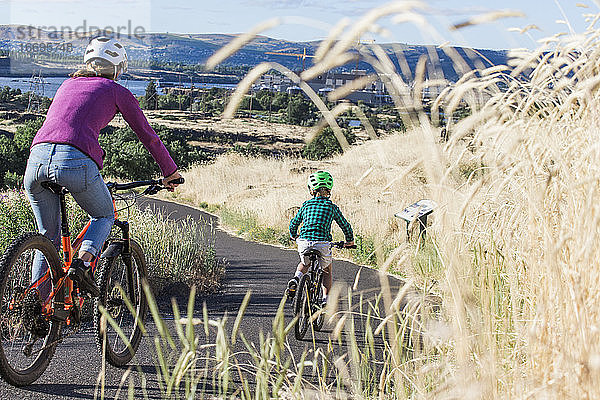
288;170;354;306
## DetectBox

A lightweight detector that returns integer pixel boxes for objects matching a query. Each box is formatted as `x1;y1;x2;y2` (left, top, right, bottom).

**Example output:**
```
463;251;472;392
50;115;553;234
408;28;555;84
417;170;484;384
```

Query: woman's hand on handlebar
163;171;183;192
344;241;355;248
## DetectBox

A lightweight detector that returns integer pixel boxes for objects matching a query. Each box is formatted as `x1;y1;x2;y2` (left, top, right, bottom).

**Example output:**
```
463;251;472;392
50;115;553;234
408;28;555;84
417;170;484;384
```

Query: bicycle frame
24;184;126;326
304;252;324;306
17;177;180;326
302;241;351;307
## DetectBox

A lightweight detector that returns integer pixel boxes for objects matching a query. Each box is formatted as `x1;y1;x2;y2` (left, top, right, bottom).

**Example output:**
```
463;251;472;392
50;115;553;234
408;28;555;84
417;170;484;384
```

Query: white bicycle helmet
84;36;128;77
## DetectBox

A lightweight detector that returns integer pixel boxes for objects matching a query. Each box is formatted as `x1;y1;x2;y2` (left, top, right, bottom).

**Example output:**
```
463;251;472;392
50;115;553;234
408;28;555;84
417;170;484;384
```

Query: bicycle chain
26;322;81;357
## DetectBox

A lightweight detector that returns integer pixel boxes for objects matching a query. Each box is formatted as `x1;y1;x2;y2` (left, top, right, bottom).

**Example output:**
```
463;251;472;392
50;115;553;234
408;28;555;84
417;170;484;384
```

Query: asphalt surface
0;198;404;399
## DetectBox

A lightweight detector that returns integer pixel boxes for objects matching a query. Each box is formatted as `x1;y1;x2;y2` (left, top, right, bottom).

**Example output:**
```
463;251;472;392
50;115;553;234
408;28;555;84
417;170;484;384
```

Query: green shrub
0;118;44;188
231;143;270;157
0;86;23;103
0;189;88;254
0;117;207;185
0;191;223;293
286;94;317;125
99;124;208;180
239;95;263;111
158;94;191;110
302;127;357;160
128;205;224;293
3;172;23;189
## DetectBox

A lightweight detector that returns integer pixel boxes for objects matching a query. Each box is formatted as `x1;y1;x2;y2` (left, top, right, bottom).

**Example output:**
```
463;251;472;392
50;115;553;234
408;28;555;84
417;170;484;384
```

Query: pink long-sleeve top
32;77;178;177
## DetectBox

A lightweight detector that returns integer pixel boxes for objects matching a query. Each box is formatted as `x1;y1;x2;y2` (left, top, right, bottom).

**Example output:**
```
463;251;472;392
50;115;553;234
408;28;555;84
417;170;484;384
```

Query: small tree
0;118;43;187
99;124;208;180
302;127;356;160
144;80;158;110
287;95;316;125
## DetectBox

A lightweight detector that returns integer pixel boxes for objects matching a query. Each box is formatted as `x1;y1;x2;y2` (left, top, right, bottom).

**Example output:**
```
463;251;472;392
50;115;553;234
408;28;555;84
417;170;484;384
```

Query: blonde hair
70;58;118;80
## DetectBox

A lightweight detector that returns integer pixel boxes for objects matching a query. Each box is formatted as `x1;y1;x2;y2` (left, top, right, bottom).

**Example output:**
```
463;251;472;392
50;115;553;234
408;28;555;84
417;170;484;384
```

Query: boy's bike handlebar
331;241;357;249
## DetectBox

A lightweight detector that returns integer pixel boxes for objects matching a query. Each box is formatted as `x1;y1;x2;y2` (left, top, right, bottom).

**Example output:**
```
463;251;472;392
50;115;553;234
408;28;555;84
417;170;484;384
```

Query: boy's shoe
67;258;100;297
22;288;49;338
287;277;299;299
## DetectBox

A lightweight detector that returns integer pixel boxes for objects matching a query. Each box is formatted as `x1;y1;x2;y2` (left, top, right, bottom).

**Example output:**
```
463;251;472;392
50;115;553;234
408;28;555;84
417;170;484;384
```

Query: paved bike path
0;198;404;399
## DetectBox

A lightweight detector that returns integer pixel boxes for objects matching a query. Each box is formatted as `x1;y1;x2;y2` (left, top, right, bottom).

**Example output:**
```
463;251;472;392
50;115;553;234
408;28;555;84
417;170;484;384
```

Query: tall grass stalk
127;204;224;293
0;191;223;295
100;279;432;399
110;4;600;398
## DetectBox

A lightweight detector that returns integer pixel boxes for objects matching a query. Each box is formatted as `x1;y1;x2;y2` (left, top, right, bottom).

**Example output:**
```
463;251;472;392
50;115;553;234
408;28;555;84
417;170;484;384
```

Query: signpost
395;199;436;241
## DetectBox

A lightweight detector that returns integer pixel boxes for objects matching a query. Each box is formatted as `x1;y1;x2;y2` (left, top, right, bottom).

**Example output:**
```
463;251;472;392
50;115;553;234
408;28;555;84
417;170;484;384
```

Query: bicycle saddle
41;181;67;194
302;249;320;259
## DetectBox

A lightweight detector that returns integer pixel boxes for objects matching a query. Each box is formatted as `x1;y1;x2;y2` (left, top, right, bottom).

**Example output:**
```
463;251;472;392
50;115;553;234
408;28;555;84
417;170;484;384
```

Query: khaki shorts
296;239;332;273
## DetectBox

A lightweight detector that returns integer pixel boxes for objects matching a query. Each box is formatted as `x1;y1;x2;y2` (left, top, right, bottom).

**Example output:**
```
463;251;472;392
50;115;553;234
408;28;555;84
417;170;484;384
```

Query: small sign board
395;199;437;222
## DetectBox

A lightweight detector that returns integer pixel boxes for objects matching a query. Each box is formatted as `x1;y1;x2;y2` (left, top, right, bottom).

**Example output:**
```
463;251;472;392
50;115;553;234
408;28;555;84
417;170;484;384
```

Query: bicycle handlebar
331;241;357;249
106;177;185;192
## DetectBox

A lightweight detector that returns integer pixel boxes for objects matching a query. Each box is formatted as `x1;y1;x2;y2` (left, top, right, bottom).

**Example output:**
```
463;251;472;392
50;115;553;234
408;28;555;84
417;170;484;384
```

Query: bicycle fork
103;219;136;300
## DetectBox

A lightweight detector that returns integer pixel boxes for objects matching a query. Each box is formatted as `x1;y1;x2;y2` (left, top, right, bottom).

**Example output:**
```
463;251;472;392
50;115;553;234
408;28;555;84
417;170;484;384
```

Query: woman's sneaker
286;277;299;299
67;258;100;297
21;288;49;338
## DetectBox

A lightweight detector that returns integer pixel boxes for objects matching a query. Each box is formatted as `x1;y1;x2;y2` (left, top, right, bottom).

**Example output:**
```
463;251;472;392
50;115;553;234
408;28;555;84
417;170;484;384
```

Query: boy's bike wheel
94;239;148;367
313;285;325;331
293;274;311;340
0;233;62;386
313;310;324;331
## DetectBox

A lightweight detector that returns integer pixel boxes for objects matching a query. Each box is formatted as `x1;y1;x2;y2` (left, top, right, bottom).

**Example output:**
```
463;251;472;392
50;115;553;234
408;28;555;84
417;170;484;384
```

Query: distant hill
0;26;509;82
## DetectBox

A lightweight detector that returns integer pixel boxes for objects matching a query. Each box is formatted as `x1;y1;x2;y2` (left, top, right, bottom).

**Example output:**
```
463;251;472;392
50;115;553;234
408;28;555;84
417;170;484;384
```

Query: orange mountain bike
0;177;183;386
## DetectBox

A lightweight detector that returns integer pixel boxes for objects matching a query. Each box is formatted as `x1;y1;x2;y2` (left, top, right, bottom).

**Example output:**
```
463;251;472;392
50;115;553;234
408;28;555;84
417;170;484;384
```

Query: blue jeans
24;143;115;292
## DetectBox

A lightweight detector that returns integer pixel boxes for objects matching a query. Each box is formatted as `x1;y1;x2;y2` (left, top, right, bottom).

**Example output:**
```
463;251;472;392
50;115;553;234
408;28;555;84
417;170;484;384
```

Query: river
0;76;237;98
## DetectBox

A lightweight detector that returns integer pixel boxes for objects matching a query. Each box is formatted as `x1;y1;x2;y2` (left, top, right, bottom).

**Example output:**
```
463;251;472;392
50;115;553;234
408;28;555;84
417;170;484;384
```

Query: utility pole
27;70;45;113
189;76;193;114
269;83;272;123
178;74;182;111
249;90;253;118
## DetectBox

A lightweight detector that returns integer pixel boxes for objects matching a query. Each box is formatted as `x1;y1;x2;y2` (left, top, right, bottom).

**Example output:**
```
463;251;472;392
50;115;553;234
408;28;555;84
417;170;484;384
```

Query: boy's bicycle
292;241;356;340
0;177;183;386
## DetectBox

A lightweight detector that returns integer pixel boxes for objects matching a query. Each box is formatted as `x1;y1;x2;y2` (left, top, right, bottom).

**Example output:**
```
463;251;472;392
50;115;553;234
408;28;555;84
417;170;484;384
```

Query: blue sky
0;0;595;49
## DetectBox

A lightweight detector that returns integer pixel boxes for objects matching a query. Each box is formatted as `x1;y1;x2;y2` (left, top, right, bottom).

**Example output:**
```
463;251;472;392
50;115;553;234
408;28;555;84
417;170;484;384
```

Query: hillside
0;26;508;82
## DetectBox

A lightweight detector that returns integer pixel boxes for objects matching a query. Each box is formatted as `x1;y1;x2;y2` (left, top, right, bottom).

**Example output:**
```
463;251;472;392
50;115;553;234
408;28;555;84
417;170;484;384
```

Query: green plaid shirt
289;196;354;242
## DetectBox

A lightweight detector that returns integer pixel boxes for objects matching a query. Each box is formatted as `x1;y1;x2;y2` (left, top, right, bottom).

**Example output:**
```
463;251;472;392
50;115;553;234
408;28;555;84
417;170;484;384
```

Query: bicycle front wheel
293;274;311;340
0;233;62;386
94;239;148;367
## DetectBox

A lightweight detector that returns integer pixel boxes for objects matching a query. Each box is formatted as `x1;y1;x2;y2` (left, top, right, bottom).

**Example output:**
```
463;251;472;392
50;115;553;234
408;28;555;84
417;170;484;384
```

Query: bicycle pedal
286;288;295;299
52;307;70;322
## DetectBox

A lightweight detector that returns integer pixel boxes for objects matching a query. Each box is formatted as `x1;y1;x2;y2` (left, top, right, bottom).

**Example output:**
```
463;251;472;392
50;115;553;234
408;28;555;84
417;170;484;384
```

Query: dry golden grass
172;130;458;270
161;4;600;399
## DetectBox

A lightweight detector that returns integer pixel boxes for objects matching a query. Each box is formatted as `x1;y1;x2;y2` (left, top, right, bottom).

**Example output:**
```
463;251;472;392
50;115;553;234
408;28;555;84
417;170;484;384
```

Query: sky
0;0;596;50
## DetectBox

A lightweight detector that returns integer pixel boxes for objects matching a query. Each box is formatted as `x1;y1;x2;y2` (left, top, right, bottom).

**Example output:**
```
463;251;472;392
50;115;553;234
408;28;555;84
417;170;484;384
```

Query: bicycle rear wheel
94;239;148;367
0;233;62;386
293;274;311;340
313;281;325;332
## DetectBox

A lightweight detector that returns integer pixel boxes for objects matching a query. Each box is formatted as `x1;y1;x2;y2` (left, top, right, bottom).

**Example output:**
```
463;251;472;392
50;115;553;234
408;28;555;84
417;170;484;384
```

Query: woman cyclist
24;36;182;300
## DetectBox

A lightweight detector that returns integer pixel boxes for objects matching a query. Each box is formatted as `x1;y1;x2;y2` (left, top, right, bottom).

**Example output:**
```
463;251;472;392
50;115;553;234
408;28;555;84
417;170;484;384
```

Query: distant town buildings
254;69;454;106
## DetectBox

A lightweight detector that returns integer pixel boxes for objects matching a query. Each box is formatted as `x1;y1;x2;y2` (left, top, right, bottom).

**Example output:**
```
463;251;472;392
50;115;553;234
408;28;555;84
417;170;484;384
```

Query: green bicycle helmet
308;170;333;191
